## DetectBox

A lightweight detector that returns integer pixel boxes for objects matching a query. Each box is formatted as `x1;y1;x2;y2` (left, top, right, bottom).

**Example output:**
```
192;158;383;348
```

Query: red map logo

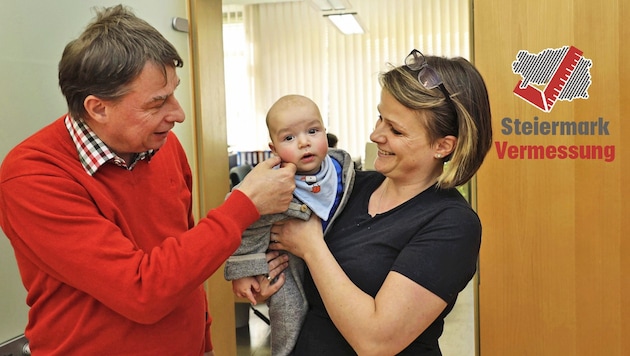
512;46;592;112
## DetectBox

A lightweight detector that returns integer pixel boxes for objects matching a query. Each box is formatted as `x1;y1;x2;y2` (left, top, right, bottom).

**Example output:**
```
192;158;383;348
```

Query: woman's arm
270;216;447;356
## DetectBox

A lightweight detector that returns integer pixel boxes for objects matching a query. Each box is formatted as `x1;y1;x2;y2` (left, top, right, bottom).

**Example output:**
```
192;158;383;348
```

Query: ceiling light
325;13;364;35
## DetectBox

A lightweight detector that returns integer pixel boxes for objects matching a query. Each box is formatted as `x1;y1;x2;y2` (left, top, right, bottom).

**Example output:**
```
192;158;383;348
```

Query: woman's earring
435;153;442;159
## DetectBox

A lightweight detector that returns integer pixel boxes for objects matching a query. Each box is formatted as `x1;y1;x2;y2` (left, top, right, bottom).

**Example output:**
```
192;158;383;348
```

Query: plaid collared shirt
65;115;155;176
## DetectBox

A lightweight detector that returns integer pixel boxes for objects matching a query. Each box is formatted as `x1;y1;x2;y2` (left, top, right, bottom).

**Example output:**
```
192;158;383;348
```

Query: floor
236;304;271;356
236;280;477;356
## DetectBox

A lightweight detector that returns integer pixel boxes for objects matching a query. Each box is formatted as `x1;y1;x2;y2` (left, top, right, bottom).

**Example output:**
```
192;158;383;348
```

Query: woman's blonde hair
379;55;492;189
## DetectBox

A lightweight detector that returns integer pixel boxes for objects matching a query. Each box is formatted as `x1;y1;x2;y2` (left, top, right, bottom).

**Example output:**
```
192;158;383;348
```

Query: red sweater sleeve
1;176;259;323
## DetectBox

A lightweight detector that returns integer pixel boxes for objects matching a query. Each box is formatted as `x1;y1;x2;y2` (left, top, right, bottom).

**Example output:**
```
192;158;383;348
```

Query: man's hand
236;156;296;215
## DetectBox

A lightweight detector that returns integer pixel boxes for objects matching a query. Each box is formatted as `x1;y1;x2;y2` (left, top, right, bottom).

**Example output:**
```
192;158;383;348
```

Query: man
0;5;295;355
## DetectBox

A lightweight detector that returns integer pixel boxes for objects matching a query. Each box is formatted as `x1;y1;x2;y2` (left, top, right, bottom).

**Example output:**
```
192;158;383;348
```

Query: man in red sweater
0;5;294;355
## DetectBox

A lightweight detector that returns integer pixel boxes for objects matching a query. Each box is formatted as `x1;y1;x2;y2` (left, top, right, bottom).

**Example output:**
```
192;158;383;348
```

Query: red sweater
0;116;259;355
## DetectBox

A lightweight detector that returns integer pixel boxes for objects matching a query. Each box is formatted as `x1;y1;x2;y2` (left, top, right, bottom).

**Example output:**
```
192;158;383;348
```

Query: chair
363;142;378;170
229;164;253;189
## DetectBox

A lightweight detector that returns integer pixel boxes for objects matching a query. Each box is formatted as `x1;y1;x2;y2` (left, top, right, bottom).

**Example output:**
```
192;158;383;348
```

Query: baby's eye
283;135;295;142
308;128;319;135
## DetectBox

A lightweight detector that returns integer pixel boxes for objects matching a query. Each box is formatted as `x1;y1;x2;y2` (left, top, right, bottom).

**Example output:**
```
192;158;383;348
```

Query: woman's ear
83;95;108;123
435;135;457;158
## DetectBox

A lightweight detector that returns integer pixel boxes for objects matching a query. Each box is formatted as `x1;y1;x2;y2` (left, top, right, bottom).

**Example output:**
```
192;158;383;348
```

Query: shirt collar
64;115;155;176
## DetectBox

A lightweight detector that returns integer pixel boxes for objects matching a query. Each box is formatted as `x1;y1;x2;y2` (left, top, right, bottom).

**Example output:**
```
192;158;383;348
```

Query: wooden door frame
188;0;238;354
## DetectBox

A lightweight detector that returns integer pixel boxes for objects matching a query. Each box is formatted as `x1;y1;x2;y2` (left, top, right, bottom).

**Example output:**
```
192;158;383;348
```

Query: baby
224;94;355;356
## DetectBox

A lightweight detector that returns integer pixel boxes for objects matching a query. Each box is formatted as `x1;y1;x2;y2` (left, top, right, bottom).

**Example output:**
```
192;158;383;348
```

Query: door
473;0;630;354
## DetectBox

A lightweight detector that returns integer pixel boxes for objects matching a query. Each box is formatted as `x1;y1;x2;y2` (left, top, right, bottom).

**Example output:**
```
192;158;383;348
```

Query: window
223;0;471;161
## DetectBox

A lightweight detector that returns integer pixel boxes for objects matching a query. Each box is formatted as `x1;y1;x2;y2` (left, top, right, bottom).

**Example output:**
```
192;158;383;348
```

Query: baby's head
266;95;329;175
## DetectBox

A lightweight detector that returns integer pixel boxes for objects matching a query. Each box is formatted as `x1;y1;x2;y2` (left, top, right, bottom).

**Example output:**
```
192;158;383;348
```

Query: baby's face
268;106;328;175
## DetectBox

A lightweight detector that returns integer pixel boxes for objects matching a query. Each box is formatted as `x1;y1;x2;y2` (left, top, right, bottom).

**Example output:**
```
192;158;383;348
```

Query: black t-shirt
293;170;481;355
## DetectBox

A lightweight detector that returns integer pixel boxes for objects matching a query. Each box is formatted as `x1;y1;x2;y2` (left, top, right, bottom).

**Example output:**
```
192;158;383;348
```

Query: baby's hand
232;276;260;305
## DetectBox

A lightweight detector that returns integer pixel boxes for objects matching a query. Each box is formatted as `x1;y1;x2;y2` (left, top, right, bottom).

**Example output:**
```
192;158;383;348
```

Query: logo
512;46;592;112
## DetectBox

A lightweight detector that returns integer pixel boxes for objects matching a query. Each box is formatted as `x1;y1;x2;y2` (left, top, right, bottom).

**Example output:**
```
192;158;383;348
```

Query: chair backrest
363;142;378;170
229;164;253;189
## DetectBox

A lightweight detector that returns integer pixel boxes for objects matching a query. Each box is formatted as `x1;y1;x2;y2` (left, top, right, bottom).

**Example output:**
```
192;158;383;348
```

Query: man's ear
83;95;108;123
435;135;457;157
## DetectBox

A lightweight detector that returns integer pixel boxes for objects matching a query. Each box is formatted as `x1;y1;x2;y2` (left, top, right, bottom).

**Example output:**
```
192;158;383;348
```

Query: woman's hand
269;214;323;259
250;250;289;303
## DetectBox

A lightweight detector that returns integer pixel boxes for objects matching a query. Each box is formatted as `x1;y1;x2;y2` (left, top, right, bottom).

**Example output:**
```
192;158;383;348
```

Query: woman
264;50;492;355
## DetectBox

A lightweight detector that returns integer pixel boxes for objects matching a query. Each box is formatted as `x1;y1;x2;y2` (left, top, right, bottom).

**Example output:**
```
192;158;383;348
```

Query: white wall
0;0;194;343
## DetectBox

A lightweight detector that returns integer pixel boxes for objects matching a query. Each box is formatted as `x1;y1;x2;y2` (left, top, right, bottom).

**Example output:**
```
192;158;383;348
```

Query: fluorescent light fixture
325;13;364;35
